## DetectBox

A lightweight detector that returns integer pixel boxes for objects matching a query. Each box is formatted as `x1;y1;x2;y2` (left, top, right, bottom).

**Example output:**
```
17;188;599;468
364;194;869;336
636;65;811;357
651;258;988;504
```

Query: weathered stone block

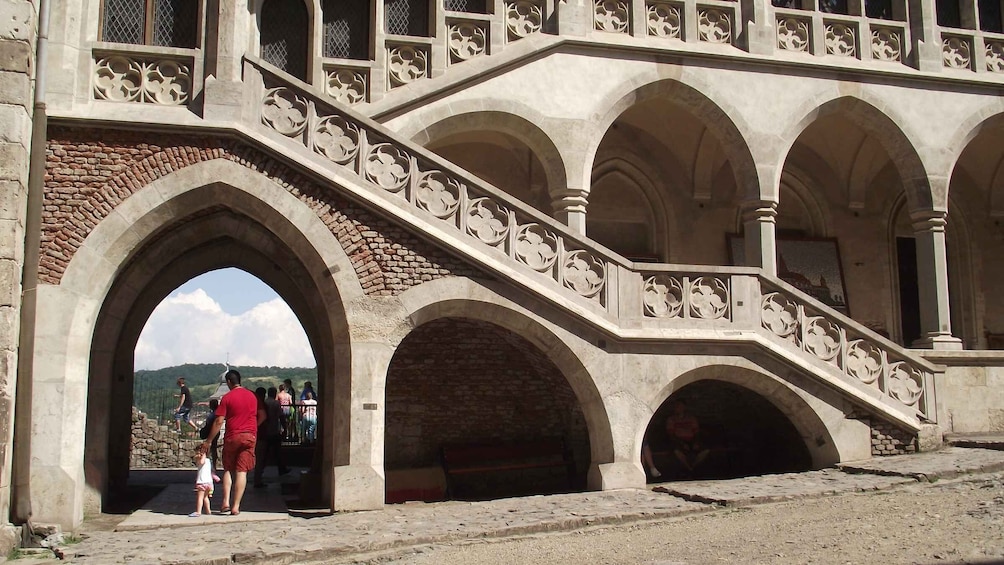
0;39;30;73
0;104;29;145
0;143;27;183
0;70;29;106
0;180;28;223
0;2;36;42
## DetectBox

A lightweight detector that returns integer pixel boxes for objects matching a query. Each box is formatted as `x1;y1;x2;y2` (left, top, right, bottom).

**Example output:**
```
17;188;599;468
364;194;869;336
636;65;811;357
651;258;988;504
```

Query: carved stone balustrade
92;44;199;105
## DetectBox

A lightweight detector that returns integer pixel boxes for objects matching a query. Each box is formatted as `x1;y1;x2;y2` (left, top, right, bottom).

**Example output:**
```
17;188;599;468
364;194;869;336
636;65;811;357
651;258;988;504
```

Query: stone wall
871;419;917;456
130;407;200;468
0;0;35;525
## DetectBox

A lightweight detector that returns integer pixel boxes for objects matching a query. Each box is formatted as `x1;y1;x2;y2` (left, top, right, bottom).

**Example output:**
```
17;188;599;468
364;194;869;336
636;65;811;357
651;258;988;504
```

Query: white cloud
135;289;315;370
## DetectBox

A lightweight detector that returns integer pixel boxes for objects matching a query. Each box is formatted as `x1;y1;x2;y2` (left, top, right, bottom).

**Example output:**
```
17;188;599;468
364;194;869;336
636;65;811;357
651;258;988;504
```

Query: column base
586;461;646;491
331;464;385;511
911;333;964;350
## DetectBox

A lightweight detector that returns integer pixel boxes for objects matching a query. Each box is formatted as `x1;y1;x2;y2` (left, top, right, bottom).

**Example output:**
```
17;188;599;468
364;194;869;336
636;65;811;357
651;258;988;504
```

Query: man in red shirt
200;369;259;515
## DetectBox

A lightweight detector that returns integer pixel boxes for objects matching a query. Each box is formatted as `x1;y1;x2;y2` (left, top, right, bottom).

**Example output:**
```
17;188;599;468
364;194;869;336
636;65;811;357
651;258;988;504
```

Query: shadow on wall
644;380;813;481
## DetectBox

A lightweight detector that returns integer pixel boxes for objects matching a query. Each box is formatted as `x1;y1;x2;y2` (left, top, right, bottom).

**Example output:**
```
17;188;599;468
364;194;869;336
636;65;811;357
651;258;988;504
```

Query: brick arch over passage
385;317;590;501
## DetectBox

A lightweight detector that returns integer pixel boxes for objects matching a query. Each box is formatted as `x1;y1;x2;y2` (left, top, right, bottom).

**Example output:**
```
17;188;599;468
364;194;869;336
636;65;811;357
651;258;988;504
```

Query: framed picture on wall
727;234;850;316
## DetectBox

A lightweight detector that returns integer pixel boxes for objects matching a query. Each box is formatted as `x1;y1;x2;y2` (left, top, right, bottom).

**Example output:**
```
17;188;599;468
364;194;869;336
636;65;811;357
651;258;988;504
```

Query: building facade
1;0;1003;530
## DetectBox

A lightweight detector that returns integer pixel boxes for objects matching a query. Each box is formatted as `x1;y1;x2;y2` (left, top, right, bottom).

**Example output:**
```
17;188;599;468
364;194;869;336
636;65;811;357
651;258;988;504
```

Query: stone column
552;188;589;235
741;200;778;276
910;210;963;350
203;0;251;120
0;0;36;530
907;0;943;71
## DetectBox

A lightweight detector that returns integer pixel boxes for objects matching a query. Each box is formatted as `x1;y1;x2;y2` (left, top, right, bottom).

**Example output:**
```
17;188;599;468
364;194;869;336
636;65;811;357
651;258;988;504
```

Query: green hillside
134;363;316;423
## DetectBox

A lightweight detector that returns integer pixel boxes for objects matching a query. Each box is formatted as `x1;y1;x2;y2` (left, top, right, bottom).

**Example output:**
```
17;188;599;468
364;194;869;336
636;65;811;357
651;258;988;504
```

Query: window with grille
865;0;894;19
936;0;962;26
261;0;309;81
385;0;429;36
979;0;1003;32
444;0;488;13
323;0;370;59
101;0;198;48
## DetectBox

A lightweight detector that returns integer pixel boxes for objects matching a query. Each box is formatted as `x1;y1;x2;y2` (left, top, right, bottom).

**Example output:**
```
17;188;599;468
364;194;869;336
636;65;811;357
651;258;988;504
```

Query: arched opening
323;0;370;59
128;268;318;475
588;166;660;261
260;0;310;80
642;380;812;481
384;318;590;502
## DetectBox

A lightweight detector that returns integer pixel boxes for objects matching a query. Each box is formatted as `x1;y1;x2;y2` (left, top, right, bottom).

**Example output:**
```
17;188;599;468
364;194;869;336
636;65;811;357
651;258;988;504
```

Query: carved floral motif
942;36;971;69
986;40;1004;72
647;2;682;38
804;317;841;361
699;9;732;44
644;275;684;318
888;362;924;406
595;0;630;33
416;171;461;218
365;143;411;191
326;68;367;105
563;251;605;298
846;340;883;384
449;22;488;63
690;277;729;319
871;27;902;62
825;22;856;57
506;0;543;40
94;56;191;105
261;88;308;136
388;45;429;87
313;116;360;165
515;224;559;271
762;292;799;341
466;198;510;245
777;17;810;51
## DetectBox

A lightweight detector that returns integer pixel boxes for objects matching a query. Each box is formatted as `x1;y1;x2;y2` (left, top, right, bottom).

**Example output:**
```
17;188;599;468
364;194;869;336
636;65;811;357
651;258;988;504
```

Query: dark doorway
897;237;921;346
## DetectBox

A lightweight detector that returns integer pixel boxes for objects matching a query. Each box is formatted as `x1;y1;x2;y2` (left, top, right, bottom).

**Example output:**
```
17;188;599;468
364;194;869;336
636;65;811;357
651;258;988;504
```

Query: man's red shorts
222;431;256;473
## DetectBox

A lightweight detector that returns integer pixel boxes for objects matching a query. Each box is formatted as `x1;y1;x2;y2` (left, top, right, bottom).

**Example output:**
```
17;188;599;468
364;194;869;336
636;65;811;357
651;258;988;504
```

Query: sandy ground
328;473;1004;565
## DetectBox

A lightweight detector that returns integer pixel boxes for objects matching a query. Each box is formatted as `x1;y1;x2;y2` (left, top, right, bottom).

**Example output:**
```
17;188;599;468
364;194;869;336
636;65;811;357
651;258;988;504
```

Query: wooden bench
440;439;575;499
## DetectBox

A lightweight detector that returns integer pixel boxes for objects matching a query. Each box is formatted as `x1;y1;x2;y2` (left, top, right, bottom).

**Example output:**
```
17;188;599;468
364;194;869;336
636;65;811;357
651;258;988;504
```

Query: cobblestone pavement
52;447;1004;565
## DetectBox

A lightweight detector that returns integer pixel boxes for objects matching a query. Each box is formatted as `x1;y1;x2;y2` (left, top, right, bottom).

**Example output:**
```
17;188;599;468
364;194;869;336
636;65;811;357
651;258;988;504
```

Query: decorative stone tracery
594;0;630;33
449;21;488;63
388;44;429;87
94;55;192;105
987;40;1004;72
261;87;308;136
871;27;902;62
942;36;972;69
698;9;732;44
777;17;810;51
824;22;856;57
647;1;682;38
506;0;543;40
326;68;368;105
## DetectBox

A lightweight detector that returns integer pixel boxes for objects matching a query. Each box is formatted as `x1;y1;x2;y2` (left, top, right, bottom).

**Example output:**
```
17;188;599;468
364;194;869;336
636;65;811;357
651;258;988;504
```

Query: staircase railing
245;57;938;428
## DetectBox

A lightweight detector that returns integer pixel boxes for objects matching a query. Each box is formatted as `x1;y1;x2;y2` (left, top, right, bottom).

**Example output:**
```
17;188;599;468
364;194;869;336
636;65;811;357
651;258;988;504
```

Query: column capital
740;200;778;223
552;188;589;234
909;209;948;233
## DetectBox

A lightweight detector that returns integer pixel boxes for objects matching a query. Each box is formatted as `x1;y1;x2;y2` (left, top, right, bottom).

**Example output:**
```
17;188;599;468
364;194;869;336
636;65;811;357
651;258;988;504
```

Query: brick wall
385;318;590;484
871;418;917;455
43;127;489;293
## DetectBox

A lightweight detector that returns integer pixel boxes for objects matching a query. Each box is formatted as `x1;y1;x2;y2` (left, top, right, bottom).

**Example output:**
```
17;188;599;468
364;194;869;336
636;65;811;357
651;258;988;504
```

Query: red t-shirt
217;386;258;436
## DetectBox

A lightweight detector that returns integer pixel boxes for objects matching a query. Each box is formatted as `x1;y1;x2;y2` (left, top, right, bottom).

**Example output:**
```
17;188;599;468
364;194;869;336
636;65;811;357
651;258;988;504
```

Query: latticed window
323;0;370;59
385;0;429;36
979;0;1003;32
865;0;894;19
444;0;488;13
260;0;309;81
936;0;962;26
101;0;198;48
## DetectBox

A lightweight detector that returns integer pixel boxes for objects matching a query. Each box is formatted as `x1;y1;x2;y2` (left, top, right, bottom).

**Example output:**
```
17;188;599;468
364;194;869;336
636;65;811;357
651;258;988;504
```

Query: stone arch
404;107;568;198
779;95;932;211
590;156;674;260
31;159;360;528
586;78;760;202
643;364;842;469
395;278;614;476
944;108;1004;217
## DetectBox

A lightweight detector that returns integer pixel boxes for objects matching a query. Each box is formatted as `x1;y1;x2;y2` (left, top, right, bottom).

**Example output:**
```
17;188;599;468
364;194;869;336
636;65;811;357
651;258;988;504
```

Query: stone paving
51;446;1004;565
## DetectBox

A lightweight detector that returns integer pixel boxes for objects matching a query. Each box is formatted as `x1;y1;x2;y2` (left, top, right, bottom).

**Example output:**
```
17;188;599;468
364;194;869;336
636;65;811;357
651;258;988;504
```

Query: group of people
276;379;318;444
185;371;319;517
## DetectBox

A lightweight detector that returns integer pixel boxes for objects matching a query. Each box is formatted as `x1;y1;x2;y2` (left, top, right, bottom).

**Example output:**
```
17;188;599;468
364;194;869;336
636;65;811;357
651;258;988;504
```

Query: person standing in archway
200;369;258;515
174;377;198;434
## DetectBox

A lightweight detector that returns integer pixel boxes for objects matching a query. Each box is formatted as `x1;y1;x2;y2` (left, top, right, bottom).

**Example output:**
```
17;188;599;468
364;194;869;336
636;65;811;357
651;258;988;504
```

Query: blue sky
134;268;315;370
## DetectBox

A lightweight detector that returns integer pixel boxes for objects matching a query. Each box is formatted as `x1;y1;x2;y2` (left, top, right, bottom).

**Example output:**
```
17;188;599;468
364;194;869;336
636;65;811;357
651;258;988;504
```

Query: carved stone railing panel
824;20;857;57
698;7;733;44
986;38;1004;72
776;14;811;52
595;0;631;33
870;25;904;62
642;274;731;320
647;1;683;39
760;286;933;419
93;53;193;105
256;77;609;307
324;65;369;105
387;43;429;88
506;0;544;41
448;19;489;64
942;34;973;69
